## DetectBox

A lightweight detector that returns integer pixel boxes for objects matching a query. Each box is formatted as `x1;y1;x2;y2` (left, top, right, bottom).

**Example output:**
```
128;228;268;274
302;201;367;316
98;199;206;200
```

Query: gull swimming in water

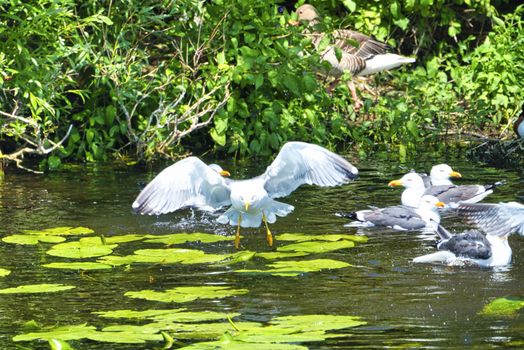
457;201;524;237
387;171;427;208
423;164;502;205
339;195;444;231
132;141;358;248
412;223;512;267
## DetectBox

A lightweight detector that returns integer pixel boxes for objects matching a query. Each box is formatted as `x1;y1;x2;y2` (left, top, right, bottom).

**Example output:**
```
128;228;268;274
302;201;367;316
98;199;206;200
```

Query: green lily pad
43;262;113;270
13;324;97;341
236;259;351;277
479;297;524;317
87;329;163;344
2;234;66;245
48;339;74;350
98;248;229;266
145;233;232;245
47;241;118;259
125;286;249;303
23;226;95;236
80;234;148;244
277;240;355;253
180;339;307;350
0;283;76;294
255;252;309;260
94;308;240;323
0;268;11;277
161;322;263;340
278;233;368;243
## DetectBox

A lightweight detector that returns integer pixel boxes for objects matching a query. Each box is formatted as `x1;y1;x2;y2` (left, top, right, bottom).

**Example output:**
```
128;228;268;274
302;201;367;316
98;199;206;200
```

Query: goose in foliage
339;195;444;231
423;164;503;205
291;4;415;110
457;201;524;237
412;223;512;267
133;141;358;248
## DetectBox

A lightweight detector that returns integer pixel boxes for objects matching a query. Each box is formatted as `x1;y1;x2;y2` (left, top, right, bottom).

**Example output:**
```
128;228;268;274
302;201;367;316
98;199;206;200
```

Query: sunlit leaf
179;339;307;350
80;234;147;244
0;268;11;277
236;259;351;277
161;322;262;340
48;339;74;350
277;240;355;253
98;248;230;266
254;252;309;260
0;283;75;294
23;227;94;236
2;234;66;245
43;262;113;270
479;297;524;317
125;286;249;303
47;241;118;259
145;233;232;245
88;329;163;344
13;324;96;341
277;233;367;243
94;308;240;323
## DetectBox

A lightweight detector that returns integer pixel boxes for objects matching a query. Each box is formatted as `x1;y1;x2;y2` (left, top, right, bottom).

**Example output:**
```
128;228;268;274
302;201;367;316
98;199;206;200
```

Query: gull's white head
388;172;425;189
430;164;461;185
418;195;446;211
208;163;231;177
230;182;269;213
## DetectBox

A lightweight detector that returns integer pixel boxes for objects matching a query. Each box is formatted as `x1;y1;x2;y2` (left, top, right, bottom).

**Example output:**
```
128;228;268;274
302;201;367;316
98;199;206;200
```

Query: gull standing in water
412;223;512;267
133;141;358;248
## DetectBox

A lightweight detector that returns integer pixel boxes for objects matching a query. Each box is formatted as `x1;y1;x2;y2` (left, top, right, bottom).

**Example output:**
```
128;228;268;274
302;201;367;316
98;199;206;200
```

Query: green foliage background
0;0;522;169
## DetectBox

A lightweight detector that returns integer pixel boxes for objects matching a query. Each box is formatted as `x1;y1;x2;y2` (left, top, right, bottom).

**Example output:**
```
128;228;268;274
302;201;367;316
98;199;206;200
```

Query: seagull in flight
132;142;358;248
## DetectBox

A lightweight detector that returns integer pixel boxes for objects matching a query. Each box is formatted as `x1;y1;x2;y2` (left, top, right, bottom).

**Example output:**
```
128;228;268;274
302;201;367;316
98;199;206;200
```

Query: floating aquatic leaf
236;259;351;277
94;308;240;323
145;233;232;245
255;251;309;260
2;234;66;245
479;297;524;317
125;286;248;303
0;268;11;277
80;234;147;244
161;322;262;340
88;329;163;344
13;324;96;341
214;251;257;266
277;240;355;253
98;248;229;266
23;226;94;236
47;241;118;259
278;233;367;243
179;339;307;350
0;283;75;294
48;339;74;350
43;262;113;270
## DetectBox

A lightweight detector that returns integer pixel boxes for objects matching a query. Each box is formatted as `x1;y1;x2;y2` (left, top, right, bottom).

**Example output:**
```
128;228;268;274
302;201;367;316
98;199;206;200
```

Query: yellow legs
263;213;273;247
235;214;242;249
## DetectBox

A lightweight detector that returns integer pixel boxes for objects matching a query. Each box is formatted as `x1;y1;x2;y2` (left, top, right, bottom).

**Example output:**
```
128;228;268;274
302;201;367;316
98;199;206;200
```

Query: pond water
0;151;523;349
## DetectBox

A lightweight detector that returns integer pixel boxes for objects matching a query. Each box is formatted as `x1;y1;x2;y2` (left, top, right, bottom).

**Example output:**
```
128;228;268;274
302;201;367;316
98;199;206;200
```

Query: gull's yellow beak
436;201;446;208
450;171;462;178
219;170;231;177
388;179;403;187
244;201;250;212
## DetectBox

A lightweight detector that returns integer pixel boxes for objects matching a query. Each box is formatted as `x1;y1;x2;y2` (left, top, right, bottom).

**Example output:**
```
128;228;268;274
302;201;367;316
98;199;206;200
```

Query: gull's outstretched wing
457;202;524;236
132;157;231;215
261;142;358;198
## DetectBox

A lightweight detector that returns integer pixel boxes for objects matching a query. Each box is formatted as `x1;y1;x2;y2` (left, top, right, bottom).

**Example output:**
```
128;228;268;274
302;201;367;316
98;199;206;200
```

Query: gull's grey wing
262;142;358;198
132;157;231;215
457;202;524;236
424;185;488;204
438;230;492;260
361;205;426;230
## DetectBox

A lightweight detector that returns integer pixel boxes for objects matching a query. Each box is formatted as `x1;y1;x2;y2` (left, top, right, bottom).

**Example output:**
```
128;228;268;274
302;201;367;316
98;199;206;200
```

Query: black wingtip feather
335;212;358;220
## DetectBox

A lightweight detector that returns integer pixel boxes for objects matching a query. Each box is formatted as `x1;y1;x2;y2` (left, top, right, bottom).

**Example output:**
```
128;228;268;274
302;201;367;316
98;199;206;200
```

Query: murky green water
0;152;523;349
